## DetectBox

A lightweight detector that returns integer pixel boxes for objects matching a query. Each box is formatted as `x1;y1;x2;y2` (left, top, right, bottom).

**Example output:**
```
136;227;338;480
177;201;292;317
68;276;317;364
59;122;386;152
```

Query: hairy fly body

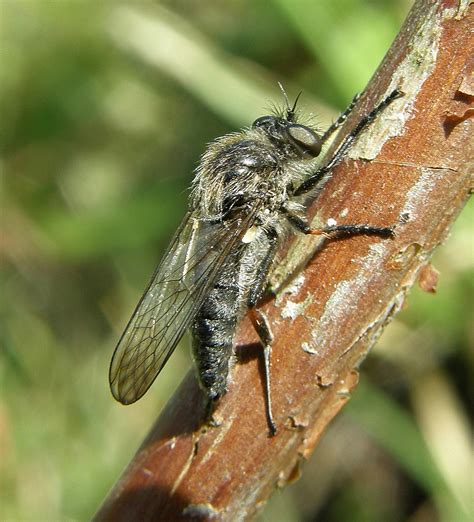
110;86;403;435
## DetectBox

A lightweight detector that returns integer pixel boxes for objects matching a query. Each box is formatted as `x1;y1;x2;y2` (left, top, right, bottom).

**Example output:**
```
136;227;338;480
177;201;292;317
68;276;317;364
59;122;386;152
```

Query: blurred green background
1;1;472;521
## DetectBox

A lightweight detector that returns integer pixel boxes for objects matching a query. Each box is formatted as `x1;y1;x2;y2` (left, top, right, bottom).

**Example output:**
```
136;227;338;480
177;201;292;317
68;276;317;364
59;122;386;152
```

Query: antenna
278;82;302;122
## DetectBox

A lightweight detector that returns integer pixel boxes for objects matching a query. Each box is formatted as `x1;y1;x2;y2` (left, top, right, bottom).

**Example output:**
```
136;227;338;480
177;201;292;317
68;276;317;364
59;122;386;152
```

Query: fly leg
246;228;279;436
248;308;276;436
293;89;403;197
284;211;395;239
203;397;221;429
320;92;360;145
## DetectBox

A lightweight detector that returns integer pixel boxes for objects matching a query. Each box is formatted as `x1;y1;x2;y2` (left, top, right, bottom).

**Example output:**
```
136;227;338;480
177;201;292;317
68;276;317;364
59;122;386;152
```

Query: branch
95;1;473;520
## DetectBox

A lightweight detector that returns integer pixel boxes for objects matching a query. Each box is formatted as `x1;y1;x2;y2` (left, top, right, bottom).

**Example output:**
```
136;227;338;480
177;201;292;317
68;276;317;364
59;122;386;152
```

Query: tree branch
95;1;473;520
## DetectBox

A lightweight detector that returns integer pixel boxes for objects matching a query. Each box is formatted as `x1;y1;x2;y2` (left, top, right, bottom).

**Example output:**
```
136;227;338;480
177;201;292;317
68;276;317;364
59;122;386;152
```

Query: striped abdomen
191;259;241;400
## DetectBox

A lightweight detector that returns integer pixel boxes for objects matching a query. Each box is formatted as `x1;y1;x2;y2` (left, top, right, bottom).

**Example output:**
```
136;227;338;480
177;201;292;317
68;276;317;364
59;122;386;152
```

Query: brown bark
95;1;473;520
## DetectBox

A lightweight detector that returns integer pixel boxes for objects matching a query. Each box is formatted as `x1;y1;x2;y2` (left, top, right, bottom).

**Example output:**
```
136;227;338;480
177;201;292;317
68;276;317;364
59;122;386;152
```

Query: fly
109;85;403;436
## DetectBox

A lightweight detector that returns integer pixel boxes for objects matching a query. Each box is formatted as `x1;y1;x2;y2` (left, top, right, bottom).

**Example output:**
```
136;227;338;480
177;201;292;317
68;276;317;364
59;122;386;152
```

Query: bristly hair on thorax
190;86;322;221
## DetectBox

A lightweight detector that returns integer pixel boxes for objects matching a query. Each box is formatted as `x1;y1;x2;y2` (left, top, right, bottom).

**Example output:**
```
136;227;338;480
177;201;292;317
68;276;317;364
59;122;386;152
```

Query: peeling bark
95;1;473;520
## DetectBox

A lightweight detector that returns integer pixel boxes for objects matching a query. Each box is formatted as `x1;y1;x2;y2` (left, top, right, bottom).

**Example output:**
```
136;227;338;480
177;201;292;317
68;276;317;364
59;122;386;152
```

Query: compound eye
287;124;322;157
252;115;275;128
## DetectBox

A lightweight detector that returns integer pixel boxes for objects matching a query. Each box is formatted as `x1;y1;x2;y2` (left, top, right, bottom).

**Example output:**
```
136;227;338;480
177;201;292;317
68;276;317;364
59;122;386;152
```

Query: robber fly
110;84;403;435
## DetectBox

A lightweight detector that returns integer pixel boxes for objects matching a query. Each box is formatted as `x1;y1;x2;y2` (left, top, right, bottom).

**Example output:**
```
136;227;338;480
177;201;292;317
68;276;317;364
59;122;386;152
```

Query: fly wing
109;209;255;404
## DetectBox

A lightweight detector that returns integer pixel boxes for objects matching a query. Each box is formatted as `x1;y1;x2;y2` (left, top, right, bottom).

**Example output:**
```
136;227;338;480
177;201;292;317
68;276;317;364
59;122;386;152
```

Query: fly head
252;115;322;160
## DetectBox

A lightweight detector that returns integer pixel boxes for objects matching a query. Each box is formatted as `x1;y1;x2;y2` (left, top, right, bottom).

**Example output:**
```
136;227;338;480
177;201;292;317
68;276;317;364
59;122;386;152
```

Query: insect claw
268;417;278;437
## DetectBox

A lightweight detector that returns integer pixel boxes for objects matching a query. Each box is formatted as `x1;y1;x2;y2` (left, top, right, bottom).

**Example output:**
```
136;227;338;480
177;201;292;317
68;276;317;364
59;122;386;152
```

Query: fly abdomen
192;279;240;401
